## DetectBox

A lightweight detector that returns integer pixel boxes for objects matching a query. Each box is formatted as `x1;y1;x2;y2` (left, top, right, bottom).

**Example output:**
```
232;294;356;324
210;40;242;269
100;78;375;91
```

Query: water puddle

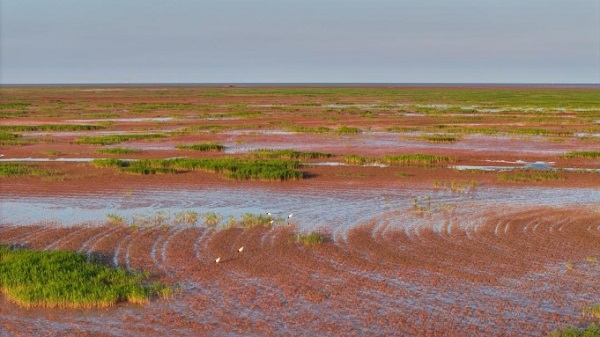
2;186;599;228
451;160;600;172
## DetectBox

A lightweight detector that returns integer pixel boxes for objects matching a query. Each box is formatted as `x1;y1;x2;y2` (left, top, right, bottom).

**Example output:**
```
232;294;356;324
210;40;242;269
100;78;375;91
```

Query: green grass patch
296;232;327;245
549;323;600;337
344;154;373;165
383;154;455;166
176;143;226;152
0;163;61;177
498;170;564;182
238;213;274;229
0;246;170;309
563;151;600;159
76;134;165;145
420;134;461;143
98;148;142;155
0;124;104;132
92;157;303;181
337;126;362;134
251;149;333;160
286;126;333;134
584;304;600;318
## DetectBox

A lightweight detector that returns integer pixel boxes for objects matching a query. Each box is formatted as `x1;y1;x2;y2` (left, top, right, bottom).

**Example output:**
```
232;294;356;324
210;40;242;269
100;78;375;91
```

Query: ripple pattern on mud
1;206;599;336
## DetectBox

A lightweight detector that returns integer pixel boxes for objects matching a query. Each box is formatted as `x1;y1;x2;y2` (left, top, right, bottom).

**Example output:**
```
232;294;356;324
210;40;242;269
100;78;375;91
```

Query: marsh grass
336;126;362;134
549;324;600;337
383;154;455;166
296;232;327;245
98;148;142;155
176;143;226;152
76;134;165;145
0;246;170;309
251;149;333;160
583;304;600;318
563;151;600;159
286;126;332;134
0;163;61;177
92;157;303;181
420;134;461;143
498;170;564;182
0;124;104;132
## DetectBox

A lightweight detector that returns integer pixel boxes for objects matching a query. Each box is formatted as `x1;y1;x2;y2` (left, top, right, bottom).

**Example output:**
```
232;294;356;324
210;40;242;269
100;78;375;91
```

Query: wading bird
215;257;221;263
287;213;293;225
238;246;244;253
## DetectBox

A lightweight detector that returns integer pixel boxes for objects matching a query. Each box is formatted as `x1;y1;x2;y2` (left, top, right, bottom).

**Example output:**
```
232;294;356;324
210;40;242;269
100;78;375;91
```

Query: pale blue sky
1;0;599;83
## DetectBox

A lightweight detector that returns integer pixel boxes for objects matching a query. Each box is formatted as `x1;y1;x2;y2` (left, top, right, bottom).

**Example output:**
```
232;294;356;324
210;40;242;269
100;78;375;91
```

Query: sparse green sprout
174;211;199;226
176;143;226;151
549;323;600;337
251;149;332;160
586;256;597;264
106;214;126;226
98;147;142;155
337;126;362;134
205;212;220;227
238;213;274;228
383;154;455;166
563;151;600;159
76;134;165;145
583;304;600;318
297;231;327;245
498;170;564;182
420;134;461;143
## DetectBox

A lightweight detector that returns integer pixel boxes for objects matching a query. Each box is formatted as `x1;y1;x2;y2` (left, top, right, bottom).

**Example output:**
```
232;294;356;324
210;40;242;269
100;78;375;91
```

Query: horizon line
2;82;599;88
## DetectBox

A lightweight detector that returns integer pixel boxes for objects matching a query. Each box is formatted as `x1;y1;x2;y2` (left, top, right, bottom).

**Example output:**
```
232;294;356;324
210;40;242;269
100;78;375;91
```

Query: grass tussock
76;134;165;145
98;148;142;155
176;143;226;152
0;124;104;132
548;324;600;337
251;149;333;160
563;151;600;159
92;157;303;181
0;163;61;177
383;154;455;166
498;170;564;182
296;232;327;245
420;134;461;143
0;246;170;309
583;304;600;318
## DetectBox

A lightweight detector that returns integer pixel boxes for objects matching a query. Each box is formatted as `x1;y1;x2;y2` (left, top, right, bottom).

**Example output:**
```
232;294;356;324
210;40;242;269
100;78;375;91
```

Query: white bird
238;246;244;253
215;257;221;263
267;212;272;216
269;220;274;225
288;213;293;219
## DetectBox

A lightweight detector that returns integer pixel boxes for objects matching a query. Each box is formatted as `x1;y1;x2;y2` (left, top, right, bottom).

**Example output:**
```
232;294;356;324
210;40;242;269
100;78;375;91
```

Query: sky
1;0;599;84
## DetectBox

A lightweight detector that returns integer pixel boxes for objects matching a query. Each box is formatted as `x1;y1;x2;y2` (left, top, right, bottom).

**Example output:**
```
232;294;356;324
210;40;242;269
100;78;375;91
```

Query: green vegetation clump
344;154;372;165
92;157;303;181
76;134;165;145
176;143;226;151
297;232;327;245
251;149;332;160
0;163;60;177
498;170;564;182
337;126;362;134
583;304;600;318
0;124;104;132
563;151;600;159
286;126;333;134
238;213;274;228
548;324;600;337
420;134;461;143
0;246;170;309
98;147;142;155
383;154;455;166
0;132;20;142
